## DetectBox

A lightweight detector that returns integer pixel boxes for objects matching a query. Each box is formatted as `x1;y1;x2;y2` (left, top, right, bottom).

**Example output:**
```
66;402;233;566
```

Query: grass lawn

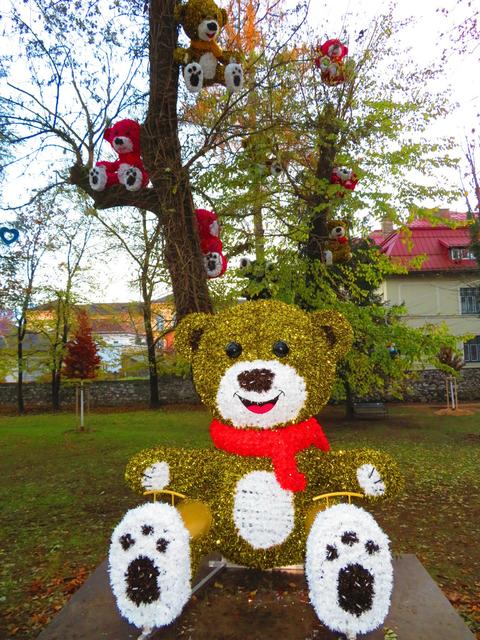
0;404;479;639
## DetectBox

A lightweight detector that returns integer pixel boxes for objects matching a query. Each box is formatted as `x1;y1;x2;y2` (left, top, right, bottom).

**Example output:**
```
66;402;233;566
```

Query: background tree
0;198;56;413
90;206;169;407
29;204;96;410
1;0;307;319
63;308;100;430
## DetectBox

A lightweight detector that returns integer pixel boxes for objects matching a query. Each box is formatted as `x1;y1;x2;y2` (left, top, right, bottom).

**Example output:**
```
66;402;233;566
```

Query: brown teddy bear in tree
174;0;244;93
108;300;402;639
326;219;353;264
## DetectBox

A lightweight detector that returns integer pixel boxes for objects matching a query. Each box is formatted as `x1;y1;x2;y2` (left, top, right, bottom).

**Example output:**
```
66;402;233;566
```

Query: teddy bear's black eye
273;341;289;357
226;342;242;358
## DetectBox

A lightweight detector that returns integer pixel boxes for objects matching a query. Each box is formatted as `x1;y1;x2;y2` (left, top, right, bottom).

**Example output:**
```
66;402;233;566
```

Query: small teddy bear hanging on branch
89;119;149;192
324;219;353;264
174;0;244;94
315;38;351;86
330;166;359;194
195;208;228;278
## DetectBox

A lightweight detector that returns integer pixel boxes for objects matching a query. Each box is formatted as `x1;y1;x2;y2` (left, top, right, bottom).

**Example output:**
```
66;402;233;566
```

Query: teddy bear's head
175;0;228;43
328;219;348;242
103;119;141;156
320;39;348;62
175;300;352;429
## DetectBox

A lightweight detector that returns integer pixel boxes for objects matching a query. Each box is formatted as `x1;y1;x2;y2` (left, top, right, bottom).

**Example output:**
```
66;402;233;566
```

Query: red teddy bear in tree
330;166;359;192
89;119;149;192
195;209;227;278
315;38;349;85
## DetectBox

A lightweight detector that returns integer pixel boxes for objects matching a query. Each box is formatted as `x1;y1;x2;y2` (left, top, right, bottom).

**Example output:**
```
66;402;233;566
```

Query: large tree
1;0;306;320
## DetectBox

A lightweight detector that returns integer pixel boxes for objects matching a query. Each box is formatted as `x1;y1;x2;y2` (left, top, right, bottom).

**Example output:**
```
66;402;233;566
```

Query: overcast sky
1;0;478;303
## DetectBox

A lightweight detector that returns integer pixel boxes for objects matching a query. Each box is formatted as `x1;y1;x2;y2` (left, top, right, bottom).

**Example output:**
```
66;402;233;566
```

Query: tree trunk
51;369;61;411
142;296;160;409
304;104;341;262
142;0;213;320
17;326;25;415
344;377;355;420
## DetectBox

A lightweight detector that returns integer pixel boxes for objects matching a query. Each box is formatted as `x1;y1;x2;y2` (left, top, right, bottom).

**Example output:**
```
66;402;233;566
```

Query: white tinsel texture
108;502;191;630
216;359;307;429
142;461;170;491
356;463;386;496
233;471;294;548
306;503;393;638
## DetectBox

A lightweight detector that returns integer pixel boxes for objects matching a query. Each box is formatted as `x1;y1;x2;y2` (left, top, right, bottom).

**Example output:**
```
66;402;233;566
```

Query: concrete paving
37;554;475;640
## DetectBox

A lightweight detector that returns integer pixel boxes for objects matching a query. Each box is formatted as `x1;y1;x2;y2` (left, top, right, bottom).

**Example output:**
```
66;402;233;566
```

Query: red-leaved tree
63;310;101;380
63;309;100;431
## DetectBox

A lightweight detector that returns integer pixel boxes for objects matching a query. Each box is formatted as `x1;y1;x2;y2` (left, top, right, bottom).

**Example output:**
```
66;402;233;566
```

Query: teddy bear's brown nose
237;368;274;393
207;21;218;32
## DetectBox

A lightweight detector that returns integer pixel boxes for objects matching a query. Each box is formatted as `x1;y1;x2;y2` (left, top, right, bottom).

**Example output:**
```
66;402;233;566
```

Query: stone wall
400;368;480;403
0;376;200;410
0;368;479;411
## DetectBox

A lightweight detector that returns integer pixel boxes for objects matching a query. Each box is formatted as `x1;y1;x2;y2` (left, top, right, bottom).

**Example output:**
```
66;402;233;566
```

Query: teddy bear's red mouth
236;392;283;414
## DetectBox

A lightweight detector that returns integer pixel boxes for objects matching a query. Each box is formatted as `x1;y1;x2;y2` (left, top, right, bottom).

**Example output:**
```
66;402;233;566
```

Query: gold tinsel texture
125;300;402;569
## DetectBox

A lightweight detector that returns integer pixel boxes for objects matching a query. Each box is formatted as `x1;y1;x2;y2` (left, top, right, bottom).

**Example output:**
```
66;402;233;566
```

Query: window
460;287;480;315
464;336;480;363
451;247;475;261
156;314;165;331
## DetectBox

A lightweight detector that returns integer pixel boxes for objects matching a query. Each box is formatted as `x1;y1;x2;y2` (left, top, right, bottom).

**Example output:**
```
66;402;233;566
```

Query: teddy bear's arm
299;447;403;502
125;447;221;501
173;46;192;65
219;49;243;65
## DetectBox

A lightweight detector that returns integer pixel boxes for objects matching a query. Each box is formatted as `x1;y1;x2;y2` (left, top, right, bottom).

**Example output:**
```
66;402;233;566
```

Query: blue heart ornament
0;227;20;245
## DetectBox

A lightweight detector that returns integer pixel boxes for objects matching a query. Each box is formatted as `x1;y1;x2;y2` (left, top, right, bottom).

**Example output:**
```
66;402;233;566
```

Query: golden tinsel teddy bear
173;0;244;94
108;300;402;639
325;219;353;264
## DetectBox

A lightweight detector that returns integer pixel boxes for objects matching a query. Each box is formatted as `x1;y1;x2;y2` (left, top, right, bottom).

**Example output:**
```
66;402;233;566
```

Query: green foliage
156;352;191;378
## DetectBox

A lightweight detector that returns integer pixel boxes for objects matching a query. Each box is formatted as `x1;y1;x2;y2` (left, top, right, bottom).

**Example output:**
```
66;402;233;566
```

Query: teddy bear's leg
109;502;192;635
183;62;204;93
118;163;144;191
305;503;393;640
89;164;109;191
224;62;243;92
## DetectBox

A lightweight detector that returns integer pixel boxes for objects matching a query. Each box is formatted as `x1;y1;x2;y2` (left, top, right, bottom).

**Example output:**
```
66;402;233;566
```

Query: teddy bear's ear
174;2;186;23
103;127;113;143
175;312;213;362
220;8;228;25
310;310;353;361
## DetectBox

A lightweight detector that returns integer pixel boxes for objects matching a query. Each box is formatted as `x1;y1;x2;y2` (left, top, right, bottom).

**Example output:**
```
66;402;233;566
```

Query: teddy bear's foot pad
306;503;393;638
184;62;204;93
89;165;108;191
225;62;243;92
118;165;143;191
108;502;191;630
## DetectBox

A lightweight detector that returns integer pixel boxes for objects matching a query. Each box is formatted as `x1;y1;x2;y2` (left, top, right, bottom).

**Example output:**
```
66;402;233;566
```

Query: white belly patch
233;471;295;549
199;52;218;79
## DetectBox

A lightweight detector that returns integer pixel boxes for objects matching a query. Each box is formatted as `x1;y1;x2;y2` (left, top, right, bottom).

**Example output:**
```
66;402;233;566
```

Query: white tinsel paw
356;464;386;497
270;160;283;177
184;62;203;93
225;62;243;92
108;502;191;631
142;462;170;492
306;503;393;639
118;164;143;191
89;165;107;191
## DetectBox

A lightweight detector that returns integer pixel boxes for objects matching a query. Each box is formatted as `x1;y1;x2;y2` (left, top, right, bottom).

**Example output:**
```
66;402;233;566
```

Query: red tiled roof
371;212;478;272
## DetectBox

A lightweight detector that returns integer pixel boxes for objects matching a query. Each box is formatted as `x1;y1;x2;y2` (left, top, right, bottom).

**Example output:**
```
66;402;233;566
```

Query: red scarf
210;417;330;492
